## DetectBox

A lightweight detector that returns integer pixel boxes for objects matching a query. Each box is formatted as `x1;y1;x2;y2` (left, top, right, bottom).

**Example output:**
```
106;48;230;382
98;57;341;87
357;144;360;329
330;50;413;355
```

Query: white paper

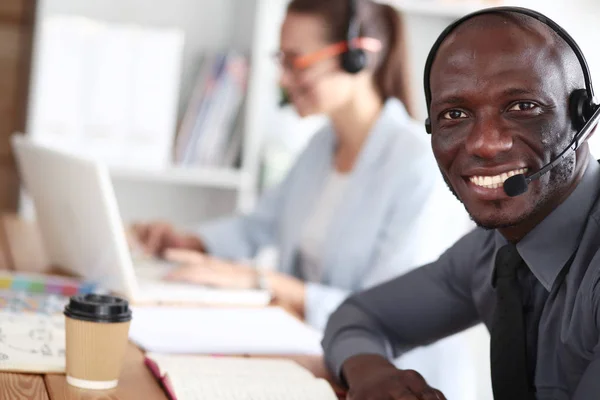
129;306;323;355
0;312;66;373
147;353;315;380
168;376;337;400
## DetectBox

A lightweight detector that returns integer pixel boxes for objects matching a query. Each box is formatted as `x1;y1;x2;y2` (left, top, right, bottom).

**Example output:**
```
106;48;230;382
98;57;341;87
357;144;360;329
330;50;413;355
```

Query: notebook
144;353;341;400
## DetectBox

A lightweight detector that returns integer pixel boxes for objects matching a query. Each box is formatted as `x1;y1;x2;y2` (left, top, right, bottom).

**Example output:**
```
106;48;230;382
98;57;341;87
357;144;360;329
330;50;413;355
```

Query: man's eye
508;102;537;111
442;110;468;120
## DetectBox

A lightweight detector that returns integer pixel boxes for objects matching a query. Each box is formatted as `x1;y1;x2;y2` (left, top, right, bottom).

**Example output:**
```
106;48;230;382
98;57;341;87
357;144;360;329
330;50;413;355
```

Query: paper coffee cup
64;294;132;390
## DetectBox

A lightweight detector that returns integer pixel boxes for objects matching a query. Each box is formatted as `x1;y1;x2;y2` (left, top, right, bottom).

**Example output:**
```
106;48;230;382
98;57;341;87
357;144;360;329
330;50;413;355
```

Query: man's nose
465;112;513;159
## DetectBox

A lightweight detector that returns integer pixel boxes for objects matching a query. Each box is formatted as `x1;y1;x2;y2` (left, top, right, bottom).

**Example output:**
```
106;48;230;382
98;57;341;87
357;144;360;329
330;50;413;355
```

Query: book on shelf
174;50;248;169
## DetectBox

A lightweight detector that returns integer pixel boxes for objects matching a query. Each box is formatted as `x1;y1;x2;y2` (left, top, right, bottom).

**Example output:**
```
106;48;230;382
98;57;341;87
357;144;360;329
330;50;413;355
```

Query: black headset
423;6;598;135
341;0;367;74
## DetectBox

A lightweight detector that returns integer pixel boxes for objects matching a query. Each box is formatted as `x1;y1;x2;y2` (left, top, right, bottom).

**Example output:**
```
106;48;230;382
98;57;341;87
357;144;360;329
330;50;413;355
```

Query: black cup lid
64;294;132;323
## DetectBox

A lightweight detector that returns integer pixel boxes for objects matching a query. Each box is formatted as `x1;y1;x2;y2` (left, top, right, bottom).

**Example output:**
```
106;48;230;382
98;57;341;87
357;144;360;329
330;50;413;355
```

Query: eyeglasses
273;37;382;73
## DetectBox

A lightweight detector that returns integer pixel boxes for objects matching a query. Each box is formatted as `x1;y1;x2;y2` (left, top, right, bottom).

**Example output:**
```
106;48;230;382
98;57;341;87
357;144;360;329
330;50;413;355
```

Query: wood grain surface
0;373;49;400
44;344;167;400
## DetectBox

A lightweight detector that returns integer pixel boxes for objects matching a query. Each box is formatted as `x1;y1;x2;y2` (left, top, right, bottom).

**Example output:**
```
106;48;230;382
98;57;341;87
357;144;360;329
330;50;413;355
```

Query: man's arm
574;267;600;399
573;358;600;399
322;228;484;385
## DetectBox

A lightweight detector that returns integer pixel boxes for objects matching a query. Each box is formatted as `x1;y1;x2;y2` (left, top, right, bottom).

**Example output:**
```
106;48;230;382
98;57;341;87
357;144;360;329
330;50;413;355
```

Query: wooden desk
0;213;343;399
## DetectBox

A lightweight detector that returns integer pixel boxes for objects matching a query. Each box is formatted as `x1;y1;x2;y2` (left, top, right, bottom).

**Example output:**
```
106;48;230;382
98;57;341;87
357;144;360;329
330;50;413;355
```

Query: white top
298;170;350;282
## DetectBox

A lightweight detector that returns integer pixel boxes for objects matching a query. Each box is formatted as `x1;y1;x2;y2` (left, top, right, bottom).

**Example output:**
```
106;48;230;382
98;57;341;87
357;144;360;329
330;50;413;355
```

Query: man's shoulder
582;158;600;224
569;201;600;302
587;196;600;228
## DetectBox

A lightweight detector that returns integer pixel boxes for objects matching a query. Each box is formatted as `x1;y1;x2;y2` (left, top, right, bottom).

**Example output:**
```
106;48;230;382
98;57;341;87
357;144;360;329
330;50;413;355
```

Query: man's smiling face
428;13;586;232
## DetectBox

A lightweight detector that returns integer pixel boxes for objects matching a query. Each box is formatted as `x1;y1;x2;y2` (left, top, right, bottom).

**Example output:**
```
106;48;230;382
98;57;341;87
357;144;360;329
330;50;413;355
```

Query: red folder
144;356;177;400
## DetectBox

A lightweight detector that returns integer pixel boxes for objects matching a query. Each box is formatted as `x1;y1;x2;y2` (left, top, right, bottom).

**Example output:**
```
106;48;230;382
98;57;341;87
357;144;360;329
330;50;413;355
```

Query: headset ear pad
341;48;367;74
569;88;594;131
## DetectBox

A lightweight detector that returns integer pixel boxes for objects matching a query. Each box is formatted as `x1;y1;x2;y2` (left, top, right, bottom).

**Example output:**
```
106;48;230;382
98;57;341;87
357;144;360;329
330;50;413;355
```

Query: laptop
11;135;271;306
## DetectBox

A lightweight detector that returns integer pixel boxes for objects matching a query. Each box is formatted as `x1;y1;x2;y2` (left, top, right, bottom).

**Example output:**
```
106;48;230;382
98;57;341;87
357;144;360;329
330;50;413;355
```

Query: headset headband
423;6;596;120
347;0;359;45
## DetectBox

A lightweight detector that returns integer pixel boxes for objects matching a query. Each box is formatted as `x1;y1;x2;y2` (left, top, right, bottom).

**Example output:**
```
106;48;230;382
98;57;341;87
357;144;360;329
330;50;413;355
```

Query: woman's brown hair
287;0;413;116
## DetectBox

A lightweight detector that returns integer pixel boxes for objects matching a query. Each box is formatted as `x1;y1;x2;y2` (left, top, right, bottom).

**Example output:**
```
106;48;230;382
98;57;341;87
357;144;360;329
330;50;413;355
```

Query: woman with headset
132;0;467;330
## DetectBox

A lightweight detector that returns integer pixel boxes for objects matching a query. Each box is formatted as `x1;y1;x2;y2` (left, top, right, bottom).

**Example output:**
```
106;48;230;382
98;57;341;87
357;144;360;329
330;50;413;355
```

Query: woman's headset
422;6;598;135
341;0;367;74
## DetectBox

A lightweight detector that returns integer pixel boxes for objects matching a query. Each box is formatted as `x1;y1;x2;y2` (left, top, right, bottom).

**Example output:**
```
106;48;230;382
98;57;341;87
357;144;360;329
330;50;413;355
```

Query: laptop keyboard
129;252;271;306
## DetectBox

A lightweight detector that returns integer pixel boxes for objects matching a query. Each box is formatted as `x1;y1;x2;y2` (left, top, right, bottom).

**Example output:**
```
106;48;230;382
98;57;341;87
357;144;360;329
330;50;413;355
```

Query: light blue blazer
196;98;468;329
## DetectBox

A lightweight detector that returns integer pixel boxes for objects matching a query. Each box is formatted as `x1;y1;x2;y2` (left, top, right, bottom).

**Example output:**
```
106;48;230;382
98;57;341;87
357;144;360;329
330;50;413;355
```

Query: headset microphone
279;87;291;107
503;103;600;197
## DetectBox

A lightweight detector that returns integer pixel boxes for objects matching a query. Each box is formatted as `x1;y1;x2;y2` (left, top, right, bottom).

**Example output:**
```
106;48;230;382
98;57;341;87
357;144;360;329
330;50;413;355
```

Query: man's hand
129;221;205;257
342;354;445;400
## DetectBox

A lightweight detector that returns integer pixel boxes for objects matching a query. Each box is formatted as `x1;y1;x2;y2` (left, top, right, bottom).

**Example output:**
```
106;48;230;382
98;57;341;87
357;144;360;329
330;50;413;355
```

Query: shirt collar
492;154;600;291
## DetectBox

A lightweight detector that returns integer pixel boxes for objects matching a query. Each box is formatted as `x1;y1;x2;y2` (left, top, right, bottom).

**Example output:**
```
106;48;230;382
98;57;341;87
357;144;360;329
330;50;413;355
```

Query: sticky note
29;281;46;293
0;277;11;289
45;283;64;295
11;277;29;291
61;285;78;296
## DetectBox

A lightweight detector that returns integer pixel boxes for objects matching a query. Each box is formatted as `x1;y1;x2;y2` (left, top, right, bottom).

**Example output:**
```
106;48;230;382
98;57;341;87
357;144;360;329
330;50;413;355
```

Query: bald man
322;9;600;400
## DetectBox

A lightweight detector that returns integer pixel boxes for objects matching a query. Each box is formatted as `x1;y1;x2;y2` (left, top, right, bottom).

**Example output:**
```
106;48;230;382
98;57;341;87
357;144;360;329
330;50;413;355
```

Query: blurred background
1;0;597;225
1;0;599;398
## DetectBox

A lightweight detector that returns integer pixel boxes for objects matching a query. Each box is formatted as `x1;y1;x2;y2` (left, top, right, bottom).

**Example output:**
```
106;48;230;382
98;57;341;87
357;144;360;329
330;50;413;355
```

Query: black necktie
490;244;536;400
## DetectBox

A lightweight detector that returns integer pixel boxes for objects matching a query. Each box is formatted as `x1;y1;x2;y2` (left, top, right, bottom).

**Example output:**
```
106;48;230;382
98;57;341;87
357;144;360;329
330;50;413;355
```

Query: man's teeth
469;168;528;189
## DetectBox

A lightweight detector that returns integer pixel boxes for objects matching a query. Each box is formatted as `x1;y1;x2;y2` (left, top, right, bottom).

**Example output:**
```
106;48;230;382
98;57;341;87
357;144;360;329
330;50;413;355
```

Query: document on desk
144;353;338;400
129;306;324;355
0;311;66;373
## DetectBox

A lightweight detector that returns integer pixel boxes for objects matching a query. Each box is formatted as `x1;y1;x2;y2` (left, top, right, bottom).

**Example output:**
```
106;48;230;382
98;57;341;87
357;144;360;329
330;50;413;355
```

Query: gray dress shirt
322;153;600;400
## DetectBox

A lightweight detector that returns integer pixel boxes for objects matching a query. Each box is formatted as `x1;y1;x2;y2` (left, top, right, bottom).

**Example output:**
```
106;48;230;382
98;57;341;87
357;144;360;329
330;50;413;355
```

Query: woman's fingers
165;264;208;283
164;248;207;265
162;252;255;289
165;265;238;288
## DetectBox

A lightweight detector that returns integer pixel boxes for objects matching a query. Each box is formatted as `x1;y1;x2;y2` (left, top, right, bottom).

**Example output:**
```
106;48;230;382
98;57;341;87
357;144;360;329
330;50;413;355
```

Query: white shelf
384;0;501;18
109;165;245;189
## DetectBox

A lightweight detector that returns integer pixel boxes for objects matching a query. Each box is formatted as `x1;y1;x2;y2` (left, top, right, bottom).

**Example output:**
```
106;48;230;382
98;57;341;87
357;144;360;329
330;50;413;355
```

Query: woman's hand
163;249;307;316
163;249;257;289
129;222;205;257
